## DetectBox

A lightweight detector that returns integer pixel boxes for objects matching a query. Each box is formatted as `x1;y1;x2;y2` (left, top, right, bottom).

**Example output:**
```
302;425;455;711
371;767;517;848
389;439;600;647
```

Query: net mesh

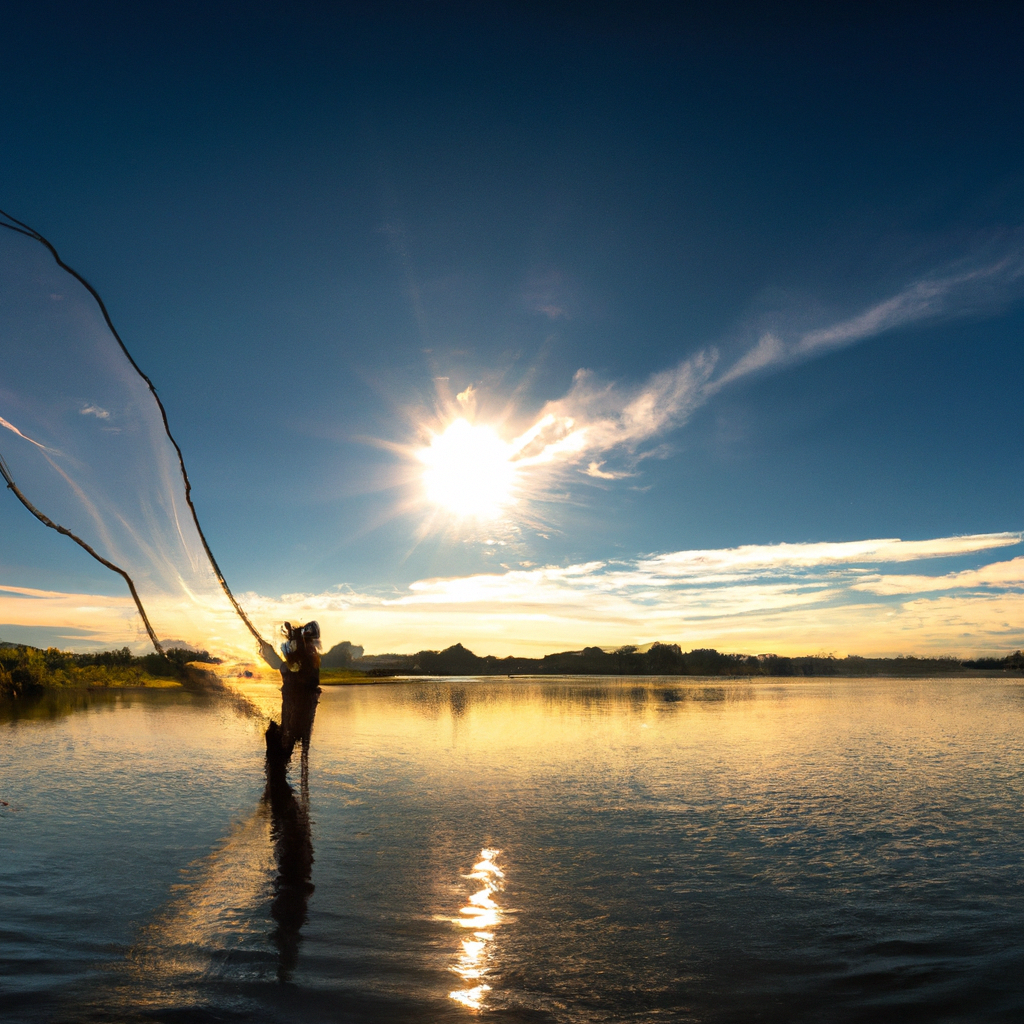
0;212;278;666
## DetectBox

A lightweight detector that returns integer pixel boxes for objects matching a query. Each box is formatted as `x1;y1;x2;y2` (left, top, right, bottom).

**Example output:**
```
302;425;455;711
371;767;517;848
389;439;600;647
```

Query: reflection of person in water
264;620;321;981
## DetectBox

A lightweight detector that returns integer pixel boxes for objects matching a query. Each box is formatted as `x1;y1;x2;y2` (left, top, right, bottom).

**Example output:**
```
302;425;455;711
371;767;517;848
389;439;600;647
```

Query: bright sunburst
419;419;517;519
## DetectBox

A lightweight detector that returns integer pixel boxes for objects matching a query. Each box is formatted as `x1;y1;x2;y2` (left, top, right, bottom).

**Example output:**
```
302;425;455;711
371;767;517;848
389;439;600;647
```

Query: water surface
2;677;1023;1022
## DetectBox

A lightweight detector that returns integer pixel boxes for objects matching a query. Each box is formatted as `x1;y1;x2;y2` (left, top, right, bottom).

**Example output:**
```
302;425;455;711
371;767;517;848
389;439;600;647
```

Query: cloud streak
6;532;1020;659
507;351;717;473
245;531;1024;658
504;244;1024;479
718;250;1024;388
0;413;54;452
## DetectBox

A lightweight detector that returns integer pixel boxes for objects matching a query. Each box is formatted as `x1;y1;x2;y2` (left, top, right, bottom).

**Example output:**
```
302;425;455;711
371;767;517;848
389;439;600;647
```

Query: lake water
2;677;1024;1023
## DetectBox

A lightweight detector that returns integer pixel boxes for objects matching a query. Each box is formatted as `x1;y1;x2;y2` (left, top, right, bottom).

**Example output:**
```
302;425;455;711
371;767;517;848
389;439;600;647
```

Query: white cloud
235;531;1024;658
0;413;52;451
795;256;1024;356
717;249;1024;389
637;533;1022;578
713;331;785;388
584;461;634;480
504;243;1024;480
850;556;1024;595
506;351;718;474
10;532;1017;659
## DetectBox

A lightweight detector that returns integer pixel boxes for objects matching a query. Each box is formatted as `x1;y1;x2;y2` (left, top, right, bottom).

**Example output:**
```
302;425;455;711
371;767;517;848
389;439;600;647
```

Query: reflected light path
449;847;506;1010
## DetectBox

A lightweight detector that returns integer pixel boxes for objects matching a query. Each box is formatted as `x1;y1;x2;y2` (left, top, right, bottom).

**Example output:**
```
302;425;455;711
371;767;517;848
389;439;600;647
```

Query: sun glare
419;419;516;518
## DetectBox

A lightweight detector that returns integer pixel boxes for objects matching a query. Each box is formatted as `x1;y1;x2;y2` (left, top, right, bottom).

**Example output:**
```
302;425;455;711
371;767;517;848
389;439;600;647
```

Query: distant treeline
0;643;217;699
4;638;1022;700
323;640;1024;678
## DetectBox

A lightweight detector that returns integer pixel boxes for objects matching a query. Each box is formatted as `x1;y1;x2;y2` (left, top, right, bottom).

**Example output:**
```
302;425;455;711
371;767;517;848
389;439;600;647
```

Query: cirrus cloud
500;239;1024;484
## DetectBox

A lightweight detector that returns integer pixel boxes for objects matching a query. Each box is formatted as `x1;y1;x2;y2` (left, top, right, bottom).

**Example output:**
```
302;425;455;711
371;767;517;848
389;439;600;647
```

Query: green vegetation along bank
0;643;218;699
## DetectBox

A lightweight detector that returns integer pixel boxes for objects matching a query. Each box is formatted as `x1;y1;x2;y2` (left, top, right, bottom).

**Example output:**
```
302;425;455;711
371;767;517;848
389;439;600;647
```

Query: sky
1;3;1023;657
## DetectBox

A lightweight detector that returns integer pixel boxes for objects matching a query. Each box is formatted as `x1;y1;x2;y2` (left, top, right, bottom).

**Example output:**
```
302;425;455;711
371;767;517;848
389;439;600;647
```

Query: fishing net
0;211;278;666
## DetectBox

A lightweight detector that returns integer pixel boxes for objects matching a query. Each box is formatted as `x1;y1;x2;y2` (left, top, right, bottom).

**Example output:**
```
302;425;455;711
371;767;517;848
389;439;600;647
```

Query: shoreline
3;667;1022;700
4;638;1023;704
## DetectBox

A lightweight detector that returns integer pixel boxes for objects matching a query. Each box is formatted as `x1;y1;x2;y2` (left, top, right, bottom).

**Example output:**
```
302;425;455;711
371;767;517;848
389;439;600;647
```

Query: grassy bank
319;668;373;685
0;643;376;698
0;644;214;699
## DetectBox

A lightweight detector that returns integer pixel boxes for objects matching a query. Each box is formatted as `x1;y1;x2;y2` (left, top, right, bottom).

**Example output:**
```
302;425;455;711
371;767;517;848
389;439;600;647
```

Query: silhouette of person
263;620;321;981
266;620;321;769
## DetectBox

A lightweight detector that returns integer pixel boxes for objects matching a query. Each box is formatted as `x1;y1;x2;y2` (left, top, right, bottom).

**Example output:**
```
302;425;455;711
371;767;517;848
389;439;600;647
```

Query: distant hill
321;640;364;668
333;641;1024;678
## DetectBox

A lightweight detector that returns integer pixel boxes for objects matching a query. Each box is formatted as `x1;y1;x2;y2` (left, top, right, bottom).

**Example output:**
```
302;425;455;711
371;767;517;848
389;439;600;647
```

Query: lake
2;676;1023;1022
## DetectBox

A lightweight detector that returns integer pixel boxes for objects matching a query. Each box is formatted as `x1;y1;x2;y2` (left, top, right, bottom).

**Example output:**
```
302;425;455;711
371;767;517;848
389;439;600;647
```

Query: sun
419;419;516;519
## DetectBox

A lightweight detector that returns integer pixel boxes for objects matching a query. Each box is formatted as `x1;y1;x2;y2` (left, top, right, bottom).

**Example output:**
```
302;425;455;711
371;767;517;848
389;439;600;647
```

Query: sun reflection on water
449;847;505;1010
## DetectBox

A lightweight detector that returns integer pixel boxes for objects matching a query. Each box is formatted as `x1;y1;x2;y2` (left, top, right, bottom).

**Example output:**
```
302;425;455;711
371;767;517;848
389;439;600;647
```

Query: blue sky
1;4;1023;656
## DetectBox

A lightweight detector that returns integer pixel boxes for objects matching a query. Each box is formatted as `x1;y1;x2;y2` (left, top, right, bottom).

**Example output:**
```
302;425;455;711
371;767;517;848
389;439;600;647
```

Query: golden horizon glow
3;533;1022;661
419;419;517;519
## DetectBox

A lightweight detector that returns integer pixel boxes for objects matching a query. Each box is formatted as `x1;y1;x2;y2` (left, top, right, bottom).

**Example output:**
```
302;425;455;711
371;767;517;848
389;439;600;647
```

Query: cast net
0;211;278;667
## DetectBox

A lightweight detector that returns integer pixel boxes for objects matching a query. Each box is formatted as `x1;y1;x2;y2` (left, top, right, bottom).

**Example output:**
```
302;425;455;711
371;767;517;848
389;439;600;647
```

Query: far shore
3;639;1022;701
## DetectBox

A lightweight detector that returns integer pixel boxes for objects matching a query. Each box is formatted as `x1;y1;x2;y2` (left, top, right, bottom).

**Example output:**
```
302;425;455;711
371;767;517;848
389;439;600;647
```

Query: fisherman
262;620;319;980
265;620;321;766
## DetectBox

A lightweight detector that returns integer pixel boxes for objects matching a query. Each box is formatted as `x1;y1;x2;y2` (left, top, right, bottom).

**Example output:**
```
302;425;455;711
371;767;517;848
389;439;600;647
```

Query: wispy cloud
9;532;1018;659
716;249;1024;388
0;583;148;647
584;461;634;480
850;556;1024;596
0;414;53;451
504;243;1024;479
79;404;110;419
224;531;1024;658
636;534;1022;577
505;351;718;475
